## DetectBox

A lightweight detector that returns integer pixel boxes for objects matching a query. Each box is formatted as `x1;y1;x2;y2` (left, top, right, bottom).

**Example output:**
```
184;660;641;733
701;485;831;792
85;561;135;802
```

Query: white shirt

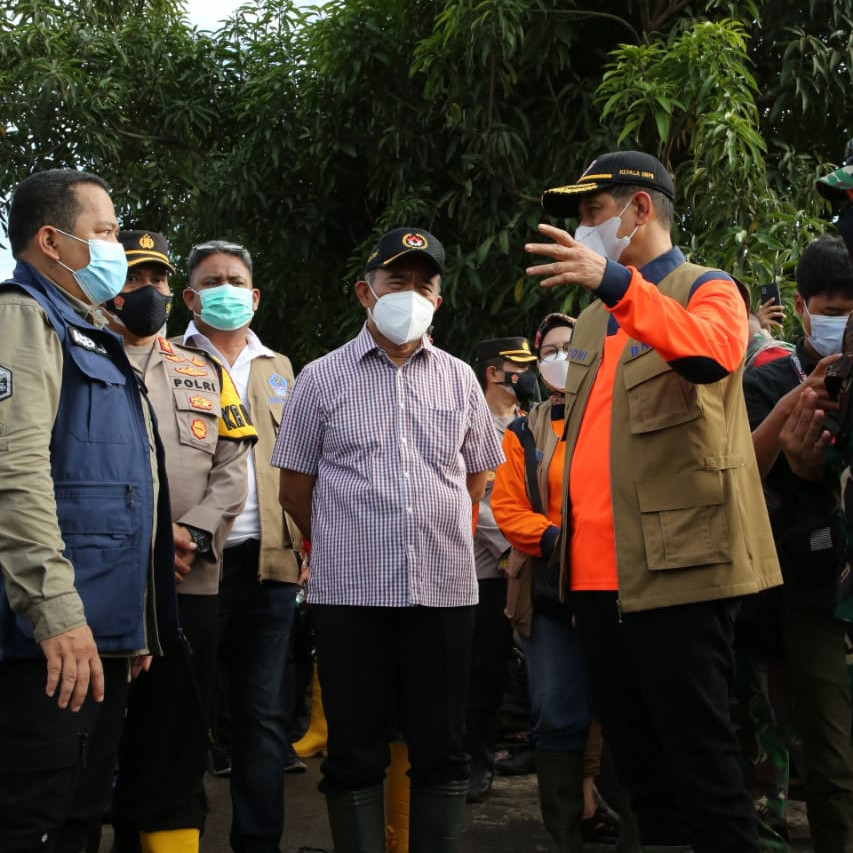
183;320;276;546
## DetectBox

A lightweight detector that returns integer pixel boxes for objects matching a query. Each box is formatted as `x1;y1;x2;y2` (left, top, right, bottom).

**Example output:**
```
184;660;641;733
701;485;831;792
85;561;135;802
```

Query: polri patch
0;366;11;401
191;418;208;440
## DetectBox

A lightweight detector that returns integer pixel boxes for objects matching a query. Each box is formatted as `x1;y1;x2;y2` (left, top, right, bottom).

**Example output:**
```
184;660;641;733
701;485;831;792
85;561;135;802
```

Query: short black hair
796;234;853;301
8;169;110;257
475;356;508;390
187;240;253;277
609;184;673;230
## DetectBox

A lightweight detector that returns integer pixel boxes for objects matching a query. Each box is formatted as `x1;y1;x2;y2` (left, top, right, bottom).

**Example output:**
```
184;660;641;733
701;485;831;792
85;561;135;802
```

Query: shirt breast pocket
173;389;220;455
414;407;466;470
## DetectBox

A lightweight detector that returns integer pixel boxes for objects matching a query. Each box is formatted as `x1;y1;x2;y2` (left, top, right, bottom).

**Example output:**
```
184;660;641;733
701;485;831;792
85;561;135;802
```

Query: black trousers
465;577;513;761
112;595;215;835
0;657;130;853
313;604;475;795
571;592;758;853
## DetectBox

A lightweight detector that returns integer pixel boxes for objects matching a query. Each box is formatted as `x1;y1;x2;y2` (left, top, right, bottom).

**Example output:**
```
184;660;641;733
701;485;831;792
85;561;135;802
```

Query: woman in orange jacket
492;313;621;852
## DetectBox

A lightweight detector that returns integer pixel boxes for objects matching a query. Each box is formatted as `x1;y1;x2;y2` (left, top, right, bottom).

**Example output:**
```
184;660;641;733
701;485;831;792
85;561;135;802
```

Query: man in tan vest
524;150;782;853
181;240;302;853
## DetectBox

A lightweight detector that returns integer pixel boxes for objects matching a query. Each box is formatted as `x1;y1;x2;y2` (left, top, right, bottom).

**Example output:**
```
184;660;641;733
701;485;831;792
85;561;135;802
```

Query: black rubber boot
409;780;468;853
535;750;586;853
324;785;385;853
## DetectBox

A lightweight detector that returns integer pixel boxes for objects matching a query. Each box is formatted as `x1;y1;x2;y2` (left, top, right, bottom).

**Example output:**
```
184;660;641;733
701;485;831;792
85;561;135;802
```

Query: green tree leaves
0;0;850;363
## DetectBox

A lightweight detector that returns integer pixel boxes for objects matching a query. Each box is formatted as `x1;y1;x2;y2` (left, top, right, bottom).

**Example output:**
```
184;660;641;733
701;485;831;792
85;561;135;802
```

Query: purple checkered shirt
271;324;504;607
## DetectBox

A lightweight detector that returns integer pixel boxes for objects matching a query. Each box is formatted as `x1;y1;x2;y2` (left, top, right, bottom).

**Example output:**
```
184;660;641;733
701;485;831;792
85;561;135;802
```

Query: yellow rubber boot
138;828;200;853
293;661;328;758
385;741;411;853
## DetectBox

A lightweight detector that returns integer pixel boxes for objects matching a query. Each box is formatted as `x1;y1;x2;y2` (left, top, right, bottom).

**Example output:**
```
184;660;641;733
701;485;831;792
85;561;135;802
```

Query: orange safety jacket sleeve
491;426;559;559
597;257;747;384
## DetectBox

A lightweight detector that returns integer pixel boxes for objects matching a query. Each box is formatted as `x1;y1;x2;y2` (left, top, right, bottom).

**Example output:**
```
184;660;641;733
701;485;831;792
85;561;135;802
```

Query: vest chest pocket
622;351;701;434
64;344;134;445
637;471;732;569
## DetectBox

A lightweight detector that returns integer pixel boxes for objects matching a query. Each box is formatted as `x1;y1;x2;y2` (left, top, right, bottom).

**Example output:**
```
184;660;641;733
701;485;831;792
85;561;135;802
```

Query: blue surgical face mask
803;303;848;357
54;229;128;305
195;284;255;331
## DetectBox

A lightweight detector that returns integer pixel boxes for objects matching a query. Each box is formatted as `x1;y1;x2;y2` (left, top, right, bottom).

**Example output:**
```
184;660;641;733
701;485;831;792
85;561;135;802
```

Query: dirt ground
99;757;815;853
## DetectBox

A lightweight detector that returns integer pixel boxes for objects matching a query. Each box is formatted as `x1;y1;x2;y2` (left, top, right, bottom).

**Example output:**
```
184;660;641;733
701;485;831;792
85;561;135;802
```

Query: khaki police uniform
124;335;255;595
112;335;257;841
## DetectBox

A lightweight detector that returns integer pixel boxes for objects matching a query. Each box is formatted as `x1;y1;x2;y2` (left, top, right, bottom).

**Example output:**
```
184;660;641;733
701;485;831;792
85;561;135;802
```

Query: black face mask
501;369;541;404
107;286;173;337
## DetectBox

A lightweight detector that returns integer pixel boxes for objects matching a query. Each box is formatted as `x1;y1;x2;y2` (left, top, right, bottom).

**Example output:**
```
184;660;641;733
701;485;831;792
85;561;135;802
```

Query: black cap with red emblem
364;227;445;276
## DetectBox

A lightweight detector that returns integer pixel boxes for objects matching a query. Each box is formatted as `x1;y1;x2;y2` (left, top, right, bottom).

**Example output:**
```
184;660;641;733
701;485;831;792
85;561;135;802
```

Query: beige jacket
128;337;254;595
561;262;782;612
246;351;302;583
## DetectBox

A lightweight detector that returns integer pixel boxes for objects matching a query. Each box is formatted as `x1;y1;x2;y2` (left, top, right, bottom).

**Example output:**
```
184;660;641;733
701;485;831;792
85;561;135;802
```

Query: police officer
0;170;179;853
467;337;538;803
104;230;257;853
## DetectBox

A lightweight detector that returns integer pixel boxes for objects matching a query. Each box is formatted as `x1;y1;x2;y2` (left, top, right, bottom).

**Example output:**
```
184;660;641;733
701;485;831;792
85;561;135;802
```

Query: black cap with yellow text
118;230;176;273
541;151;675;218
365;227;444;276
476;337;537;364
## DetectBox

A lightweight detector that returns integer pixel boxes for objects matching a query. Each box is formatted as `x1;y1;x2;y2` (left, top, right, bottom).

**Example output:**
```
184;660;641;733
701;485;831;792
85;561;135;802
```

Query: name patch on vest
568;347;595;365
627;343;653;360
0;366;11;401
173;377;216;392
70;327;107;355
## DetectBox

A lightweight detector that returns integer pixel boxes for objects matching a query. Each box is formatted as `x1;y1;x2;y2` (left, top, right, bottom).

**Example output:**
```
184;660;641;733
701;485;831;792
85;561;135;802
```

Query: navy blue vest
0;261;178;660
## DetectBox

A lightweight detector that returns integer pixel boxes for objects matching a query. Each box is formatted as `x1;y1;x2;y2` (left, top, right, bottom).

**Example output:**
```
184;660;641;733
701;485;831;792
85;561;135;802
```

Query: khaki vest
247;353;302;583
504;400;561;635
561;262;782;612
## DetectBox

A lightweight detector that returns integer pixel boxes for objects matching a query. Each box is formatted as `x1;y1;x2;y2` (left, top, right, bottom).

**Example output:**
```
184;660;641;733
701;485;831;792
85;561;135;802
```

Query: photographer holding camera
743;234;853;852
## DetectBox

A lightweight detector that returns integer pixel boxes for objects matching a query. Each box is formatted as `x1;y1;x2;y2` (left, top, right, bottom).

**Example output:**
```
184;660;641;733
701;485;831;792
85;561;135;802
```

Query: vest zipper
615;596;624;623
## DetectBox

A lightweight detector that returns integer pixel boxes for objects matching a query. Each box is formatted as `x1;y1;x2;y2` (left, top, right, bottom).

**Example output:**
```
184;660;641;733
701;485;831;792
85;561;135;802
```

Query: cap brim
368;248;443;275
125;251;176;274
816;166;853;202
500;351;538;363
541;183;607;217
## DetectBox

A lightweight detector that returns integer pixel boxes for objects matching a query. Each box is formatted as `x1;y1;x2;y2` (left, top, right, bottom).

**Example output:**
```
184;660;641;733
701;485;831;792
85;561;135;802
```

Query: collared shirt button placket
396;368;418;599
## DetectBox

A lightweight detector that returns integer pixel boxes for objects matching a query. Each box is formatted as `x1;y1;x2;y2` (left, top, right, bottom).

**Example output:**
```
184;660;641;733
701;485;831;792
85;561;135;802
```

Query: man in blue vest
0;169;178;853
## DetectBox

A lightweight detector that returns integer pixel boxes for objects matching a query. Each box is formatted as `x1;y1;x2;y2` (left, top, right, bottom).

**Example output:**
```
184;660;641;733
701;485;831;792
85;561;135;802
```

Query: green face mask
196;284;254;331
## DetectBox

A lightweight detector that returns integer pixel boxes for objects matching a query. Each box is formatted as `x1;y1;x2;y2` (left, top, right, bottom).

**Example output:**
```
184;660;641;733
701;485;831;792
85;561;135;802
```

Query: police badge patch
0;366;10;401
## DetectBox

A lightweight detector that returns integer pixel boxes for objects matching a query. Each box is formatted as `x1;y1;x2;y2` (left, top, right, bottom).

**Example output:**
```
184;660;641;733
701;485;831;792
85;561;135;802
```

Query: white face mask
368;285;436;345
538;352;569;392
803;304;848;357
574;200;637;262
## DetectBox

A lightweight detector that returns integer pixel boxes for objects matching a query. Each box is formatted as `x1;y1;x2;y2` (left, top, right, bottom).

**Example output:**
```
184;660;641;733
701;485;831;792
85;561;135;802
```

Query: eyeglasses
539;342;571;364
187;240;253;274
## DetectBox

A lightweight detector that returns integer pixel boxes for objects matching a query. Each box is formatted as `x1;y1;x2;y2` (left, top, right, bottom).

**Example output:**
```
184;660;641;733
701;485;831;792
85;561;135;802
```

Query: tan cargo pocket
623;352;701;434
637;471;731;569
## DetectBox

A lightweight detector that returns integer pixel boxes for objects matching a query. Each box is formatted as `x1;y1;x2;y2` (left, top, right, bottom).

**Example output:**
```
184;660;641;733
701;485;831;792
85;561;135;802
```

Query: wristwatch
183;525;212;556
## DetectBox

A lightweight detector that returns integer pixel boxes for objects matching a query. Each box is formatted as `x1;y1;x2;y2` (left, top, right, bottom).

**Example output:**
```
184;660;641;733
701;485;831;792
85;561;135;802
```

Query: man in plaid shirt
272;227;504;853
